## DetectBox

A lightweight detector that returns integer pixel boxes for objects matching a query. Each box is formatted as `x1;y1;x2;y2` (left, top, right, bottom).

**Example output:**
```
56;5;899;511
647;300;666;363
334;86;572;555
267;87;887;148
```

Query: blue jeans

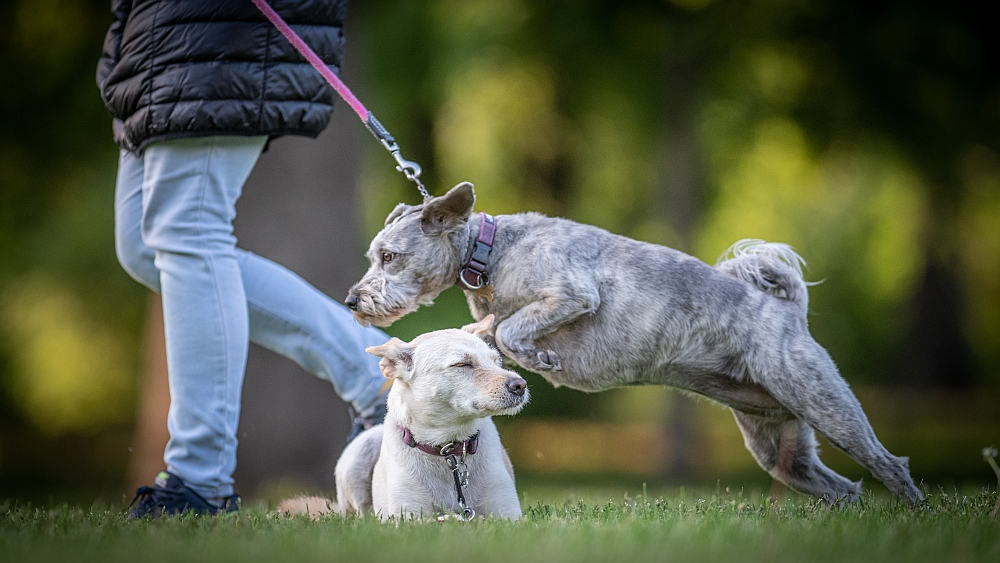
114;136;389;499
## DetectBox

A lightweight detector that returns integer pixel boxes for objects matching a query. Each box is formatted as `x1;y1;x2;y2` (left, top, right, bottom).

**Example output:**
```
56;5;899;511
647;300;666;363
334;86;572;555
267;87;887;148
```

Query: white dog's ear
366;338;415;381
461;314;494;337
420;182;475;235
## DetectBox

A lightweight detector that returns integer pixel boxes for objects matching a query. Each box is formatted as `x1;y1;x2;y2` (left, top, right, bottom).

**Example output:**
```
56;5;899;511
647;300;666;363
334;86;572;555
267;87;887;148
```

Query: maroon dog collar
457;212;496;290
400;426;480;457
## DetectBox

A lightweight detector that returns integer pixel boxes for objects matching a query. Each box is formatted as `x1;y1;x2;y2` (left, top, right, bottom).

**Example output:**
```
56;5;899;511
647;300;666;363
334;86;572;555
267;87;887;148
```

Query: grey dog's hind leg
759;341;923;503
732;410;861;502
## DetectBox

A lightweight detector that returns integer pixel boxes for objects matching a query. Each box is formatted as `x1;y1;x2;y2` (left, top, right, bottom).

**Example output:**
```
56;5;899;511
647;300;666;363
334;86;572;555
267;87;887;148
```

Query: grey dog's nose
345;292;359;311
506;377;527;396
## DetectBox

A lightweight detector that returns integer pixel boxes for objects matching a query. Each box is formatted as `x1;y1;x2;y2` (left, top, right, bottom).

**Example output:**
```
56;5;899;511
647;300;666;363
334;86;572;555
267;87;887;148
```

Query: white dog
279;315;528;521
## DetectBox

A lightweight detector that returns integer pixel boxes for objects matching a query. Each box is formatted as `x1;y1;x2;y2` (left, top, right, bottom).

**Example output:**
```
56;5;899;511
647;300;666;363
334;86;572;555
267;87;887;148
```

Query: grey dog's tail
715;239;811;316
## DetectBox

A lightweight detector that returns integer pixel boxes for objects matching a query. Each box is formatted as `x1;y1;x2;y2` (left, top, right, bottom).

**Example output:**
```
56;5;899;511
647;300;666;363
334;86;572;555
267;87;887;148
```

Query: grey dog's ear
366;338;415;381
421;182;475;236
461;314;494;337
384;203;413;226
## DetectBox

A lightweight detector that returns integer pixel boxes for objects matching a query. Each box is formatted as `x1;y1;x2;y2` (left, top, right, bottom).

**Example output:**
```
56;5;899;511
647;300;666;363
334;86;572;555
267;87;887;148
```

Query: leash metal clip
366;112;431;200
381;139;423;182
377;137;431;201
444;453;475;521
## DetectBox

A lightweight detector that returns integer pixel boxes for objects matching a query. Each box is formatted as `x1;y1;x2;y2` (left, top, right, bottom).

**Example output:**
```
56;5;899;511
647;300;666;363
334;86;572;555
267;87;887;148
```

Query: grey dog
346;182;922;503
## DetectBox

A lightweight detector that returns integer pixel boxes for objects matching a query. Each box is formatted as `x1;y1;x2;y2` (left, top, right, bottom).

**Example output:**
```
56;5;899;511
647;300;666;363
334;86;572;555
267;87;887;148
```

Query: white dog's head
365;315;529;432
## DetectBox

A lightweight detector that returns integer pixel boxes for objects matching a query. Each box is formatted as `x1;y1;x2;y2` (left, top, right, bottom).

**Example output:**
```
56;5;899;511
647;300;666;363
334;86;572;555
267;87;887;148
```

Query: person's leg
238;251;391;411
115;149;160;291
114;150;388;417
140;135;265;500
116;137;388;513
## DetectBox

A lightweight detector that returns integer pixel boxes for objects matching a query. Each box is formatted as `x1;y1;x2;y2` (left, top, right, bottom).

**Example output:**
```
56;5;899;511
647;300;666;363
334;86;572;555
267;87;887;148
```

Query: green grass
2;487;999;563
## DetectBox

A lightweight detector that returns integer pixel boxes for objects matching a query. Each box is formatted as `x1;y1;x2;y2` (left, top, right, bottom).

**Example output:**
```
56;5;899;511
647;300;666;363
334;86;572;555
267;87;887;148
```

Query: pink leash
250;0;430;200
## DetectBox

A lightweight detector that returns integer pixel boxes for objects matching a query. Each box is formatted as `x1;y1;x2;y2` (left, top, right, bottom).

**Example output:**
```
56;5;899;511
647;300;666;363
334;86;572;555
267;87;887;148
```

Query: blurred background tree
1;0;998;501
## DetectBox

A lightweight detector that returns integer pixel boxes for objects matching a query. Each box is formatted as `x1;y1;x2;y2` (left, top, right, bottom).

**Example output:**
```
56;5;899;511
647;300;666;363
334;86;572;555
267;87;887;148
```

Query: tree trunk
658;31;703;480
125;294;170;495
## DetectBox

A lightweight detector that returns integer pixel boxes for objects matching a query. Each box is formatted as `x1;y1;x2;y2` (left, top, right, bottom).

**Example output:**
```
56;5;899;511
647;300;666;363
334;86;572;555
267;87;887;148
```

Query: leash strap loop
365;112;395;144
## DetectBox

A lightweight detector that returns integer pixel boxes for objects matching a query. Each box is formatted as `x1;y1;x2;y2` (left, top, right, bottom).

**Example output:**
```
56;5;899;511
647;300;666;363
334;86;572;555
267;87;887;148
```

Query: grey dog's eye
451;362;473;369
381;251;393;263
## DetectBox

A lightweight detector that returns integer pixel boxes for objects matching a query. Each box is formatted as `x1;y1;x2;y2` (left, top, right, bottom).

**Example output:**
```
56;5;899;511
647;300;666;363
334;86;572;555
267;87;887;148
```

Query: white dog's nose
505;377;527;396
345;291;359;310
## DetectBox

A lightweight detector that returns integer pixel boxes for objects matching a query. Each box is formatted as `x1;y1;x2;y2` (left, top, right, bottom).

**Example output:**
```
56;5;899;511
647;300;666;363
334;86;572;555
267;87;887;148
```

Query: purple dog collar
400;426;480;457
457;212;496;290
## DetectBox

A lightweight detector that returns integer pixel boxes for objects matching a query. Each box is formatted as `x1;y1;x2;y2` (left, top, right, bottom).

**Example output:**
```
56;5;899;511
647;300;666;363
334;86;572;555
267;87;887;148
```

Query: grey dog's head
346;182;475;327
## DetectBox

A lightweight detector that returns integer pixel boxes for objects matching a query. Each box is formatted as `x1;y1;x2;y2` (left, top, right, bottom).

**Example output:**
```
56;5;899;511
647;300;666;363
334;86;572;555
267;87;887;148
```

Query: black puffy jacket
97;0;346;152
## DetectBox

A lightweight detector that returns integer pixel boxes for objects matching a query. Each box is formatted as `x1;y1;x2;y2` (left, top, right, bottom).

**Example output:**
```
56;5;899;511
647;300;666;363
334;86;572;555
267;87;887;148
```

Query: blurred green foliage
0;0;145;435
0;0;998;447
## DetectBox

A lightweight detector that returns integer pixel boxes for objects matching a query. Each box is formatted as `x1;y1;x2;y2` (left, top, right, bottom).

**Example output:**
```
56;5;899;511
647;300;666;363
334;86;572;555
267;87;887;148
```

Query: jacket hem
123;129;322;154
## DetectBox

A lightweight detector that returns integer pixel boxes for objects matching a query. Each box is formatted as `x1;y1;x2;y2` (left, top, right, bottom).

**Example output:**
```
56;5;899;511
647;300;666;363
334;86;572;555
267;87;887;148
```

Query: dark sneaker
347;395;388;443
128;471;239;518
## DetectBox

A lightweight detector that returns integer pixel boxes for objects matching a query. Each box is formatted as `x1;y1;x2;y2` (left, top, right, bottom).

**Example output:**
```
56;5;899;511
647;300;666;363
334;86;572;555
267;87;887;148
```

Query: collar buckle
457;212;496;290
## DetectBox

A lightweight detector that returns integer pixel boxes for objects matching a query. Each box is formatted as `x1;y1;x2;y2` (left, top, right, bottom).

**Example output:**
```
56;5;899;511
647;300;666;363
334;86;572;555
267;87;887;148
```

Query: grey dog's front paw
495;330;562;372
536;349;563;371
